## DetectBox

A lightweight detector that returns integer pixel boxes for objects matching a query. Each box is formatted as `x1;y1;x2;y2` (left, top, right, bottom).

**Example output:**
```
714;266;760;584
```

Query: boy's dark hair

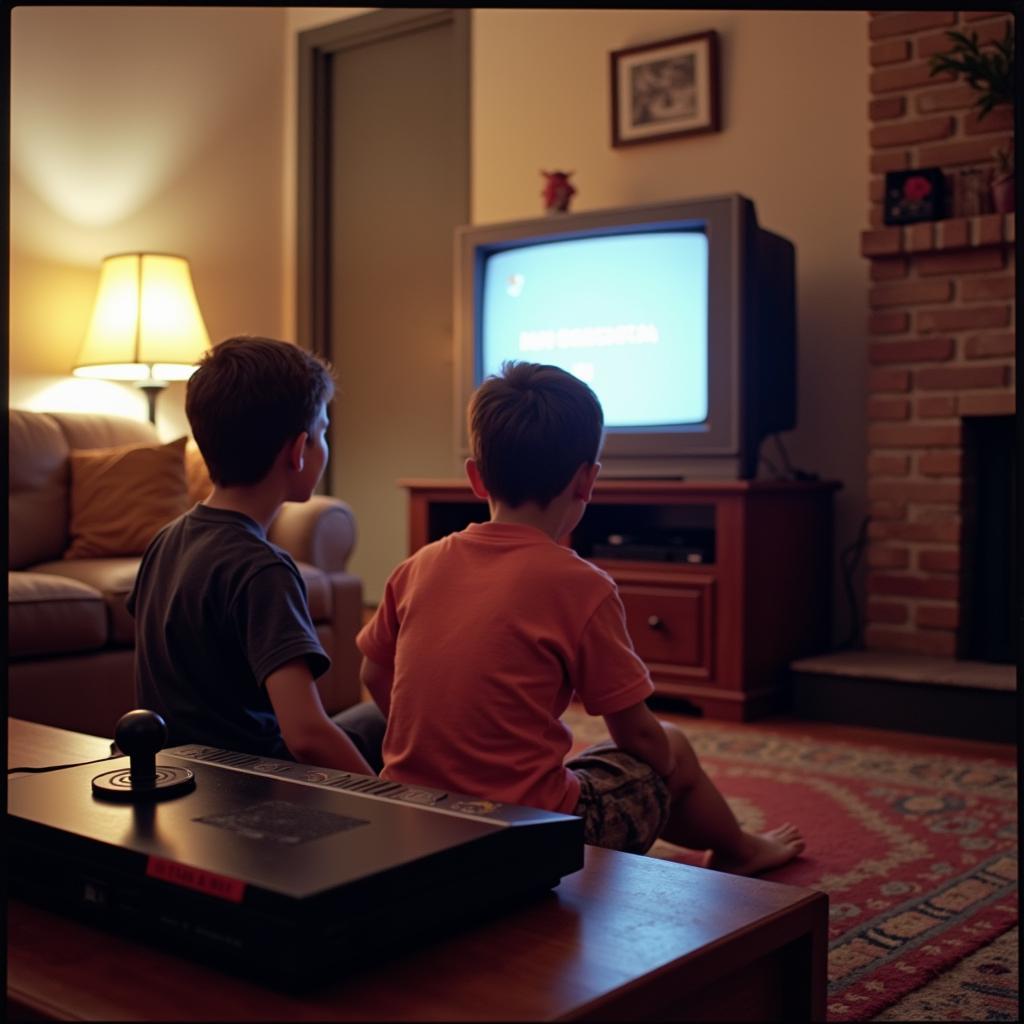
468;361;604;508
186;336;335;486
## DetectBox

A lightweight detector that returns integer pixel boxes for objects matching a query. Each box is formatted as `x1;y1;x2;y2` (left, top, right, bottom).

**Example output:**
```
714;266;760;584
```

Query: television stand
599;473;689;482
400;478;840;721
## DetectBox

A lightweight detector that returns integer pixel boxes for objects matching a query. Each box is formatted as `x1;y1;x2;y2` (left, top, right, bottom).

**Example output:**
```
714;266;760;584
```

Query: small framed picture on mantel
883;167;947;225
610;30;720;148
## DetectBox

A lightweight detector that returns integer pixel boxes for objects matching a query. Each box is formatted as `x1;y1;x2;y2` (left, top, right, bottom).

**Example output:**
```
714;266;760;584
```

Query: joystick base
92;765;196;802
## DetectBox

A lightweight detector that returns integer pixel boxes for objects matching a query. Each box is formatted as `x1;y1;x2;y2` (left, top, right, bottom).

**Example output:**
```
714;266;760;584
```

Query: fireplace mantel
860;213;1015;259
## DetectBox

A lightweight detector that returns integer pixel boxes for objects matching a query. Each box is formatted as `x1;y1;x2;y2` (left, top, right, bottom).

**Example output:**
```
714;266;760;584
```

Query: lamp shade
73;253;211;382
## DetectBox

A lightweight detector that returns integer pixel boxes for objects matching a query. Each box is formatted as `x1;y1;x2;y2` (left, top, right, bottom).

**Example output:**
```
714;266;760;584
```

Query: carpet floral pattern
873;924;1018;1022
563;707;1018;1022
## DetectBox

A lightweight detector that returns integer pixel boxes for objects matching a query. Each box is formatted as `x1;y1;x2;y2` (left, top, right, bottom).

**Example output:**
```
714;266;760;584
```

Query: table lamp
72;253;212;424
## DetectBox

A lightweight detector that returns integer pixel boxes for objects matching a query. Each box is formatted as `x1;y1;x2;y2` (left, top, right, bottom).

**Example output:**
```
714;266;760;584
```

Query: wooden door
299;9;470;603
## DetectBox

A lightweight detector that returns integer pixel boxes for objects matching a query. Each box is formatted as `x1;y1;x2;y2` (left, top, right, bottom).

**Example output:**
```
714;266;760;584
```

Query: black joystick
92;710;196;802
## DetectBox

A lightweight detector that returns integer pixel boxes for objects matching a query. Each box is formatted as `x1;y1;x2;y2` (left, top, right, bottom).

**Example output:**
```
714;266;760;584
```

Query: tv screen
479;231;709;430
454;194;796;479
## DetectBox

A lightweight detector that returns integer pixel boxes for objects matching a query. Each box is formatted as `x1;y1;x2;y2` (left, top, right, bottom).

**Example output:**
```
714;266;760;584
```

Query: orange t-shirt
356;521;654;812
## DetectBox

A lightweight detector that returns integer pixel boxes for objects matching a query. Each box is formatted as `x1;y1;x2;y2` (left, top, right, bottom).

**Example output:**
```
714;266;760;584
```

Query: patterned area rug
563;706;1018;1022
873;925;1019;1022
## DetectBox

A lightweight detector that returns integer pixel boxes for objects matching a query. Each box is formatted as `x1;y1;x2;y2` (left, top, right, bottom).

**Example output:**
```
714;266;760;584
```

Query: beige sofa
8;409;364;738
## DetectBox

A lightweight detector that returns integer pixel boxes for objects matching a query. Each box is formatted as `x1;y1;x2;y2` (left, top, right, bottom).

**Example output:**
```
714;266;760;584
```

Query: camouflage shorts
567;739;672;854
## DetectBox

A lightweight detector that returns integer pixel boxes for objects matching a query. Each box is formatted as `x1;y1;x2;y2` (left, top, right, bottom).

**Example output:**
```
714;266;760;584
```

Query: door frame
296;7;471;367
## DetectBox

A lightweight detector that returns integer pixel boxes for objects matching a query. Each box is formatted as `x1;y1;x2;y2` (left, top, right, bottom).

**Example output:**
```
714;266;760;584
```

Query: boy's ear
465;458;490;500
287;432;309;472
573;461;601;502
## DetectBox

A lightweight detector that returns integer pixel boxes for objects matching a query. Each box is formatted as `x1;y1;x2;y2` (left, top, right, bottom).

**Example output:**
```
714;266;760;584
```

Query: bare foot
705;824;805;876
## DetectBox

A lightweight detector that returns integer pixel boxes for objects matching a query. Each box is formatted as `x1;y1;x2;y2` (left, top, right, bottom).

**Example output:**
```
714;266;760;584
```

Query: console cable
8;753;120;775
772;434;820;482
837;514;871;650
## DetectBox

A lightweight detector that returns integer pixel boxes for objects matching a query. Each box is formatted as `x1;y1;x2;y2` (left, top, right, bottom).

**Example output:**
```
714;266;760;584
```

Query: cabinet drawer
616;575;714;679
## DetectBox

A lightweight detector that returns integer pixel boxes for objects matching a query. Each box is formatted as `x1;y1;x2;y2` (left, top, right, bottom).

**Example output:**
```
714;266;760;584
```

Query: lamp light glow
72;253;211;422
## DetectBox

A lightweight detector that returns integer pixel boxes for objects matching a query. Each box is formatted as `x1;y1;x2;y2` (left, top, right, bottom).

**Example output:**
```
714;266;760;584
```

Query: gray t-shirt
126;504;329;758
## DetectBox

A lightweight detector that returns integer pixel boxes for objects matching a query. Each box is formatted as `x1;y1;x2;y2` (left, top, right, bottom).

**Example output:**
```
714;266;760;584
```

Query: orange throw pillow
184;437;213;505
65;437;190;559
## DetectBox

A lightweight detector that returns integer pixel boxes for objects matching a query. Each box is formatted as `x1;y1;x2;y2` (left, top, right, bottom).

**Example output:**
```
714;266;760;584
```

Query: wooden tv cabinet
401;478;839;721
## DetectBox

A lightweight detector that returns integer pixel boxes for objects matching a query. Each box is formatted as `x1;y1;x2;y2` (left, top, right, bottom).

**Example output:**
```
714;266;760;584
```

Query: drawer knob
647;615;664;630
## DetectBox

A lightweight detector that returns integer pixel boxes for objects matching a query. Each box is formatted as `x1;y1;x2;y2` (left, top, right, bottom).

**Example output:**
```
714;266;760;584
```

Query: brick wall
860;9;1015;658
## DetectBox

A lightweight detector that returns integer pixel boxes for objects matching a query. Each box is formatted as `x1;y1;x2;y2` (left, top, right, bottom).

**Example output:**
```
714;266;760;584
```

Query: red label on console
145;856;246;903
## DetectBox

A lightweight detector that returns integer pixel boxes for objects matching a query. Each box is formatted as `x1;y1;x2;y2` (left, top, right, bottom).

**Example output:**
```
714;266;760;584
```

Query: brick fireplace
860;8;1016;662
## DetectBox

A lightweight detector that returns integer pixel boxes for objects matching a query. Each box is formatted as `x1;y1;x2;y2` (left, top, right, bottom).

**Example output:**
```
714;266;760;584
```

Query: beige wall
11;6;869;636
472;9;869;640
10;5;289;441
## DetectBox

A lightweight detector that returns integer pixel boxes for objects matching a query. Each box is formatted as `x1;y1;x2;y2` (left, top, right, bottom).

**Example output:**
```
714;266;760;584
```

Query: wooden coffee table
7;719;827;1021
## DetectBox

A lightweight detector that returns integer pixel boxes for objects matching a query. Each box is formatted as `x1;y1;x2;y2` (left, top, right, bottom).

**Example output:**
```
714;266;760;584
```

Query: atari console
8;711;583;989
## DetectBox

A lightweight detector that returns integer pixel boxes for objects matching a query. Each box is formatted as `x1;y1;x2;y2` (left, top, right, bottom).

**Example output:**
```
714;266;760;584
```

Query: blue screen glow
480;231;708;428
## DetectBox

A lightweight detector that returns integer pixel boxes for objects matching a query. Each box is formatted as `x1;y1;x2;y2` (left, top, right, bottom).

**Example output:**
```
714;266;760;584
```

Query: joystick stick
92;710;196;802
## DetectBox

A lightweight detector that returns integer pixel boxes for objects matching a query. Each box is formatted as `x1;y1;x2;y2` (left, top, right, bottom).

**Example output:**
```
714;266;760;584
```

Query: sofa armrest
268;496;357;573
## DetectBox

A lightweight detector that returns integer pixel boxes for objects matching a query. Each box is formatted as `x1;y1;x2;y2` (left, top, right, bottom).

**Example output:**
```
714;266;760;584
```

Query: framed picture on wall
610;30;720;148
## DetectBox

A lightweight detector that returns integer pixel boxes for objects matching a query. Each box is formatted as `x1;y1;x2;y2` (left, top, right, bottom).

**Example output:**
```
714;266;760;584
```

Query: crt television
453;193;796;479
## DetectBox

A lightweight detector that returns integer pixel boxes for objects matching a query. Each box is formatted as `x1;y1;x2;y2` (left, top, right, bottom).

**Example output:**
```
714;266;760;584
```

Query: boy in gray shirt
128;336;384;771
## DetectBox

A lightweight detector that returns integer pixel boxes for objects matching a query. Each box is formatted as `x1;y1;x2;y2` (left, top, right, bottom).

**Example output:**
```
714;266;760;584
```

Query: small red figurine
541;170;576;214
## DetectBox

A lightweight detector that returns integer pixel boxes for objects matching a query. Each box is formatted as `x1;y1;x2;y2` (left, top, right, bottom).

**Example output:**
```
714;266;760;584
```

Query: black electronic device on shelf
590;529;715;565
8;711;583;989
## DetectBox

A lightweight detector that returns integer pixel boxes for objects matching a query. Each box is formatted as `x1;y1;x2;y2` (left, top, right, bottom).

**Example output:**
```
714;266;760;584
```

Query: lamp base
135;381;168;425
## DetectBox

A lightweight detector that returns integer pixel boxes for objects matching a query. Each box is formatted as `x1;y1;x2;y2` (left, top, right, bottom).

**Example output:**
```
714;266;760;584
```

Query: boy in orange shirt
357;361;803;872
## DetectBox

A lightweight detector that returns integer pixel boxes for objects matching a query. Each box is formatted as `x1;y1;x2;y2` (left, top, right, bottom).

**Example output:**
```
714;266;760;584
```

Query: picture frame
883;167;947;225
610;30;720;148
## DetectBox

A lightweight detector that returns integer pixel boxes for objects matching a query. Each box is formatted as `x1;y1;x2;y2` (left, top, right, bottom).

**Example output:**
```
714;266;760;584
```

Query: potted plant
930;24;1015;212
929;24;1015;120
